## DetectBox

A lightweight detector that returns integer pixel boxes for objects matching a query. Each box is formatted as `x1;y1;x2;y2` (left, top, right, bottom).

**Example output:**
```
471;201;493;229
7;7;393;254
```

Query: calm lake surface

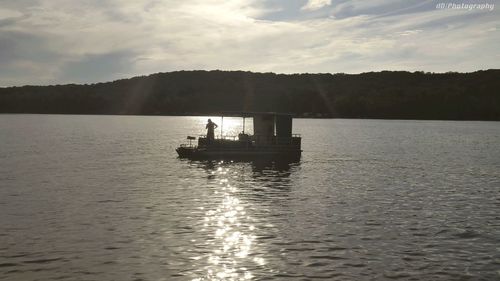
1;115;499;281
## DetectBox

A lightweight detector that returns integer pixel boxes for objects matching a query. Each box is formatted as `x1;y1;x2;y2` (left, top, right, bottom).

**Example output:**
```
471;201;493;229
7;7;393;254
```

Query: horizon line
1;68;498;89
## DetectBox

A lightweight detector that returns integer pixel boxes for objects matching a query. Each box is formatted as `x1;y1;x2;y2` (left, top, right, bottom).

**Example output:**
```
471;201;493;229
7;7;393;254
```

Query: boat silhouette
176;112;302;160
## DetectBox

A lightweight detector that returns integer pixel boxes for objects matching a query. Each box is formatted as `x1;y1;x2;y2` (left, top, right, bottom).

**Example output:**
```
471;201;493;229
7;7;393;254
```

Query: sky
0;0;498;86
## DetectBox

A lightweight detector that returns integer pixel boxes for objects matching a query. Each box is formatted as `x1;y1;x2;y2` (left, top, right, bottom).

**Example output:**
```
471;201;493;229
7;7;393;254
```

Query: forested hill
1;70;499;120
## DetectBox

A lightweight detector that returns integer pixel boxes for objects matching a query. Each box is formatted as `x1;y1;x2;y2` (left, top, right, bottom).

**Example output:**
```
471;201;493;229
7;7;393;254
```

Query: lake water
1;115;499;281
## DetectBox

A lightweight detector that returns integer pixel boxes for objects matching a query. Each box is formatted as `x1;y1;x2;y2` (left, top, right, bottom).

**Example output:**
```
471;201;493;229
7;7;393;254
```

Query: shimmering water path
1;115;499;280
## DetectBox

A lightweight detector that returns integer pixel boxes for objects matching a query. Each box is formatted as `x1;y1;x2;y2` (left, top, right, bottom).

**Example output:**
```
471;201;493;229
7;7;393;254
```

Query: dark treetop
1;70;499;120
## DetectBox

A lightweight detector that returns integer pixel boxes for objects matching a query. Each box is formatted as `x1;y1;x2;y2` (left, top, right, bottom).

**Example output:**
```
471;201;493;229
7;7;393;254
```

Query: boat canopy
211;111;294;118
199;111;295;143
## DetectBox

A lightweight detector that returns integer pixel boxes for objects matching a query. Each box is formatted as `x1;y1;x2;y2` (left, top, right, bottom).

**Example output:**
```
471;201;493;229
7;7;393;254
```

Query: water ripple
0;116;499;280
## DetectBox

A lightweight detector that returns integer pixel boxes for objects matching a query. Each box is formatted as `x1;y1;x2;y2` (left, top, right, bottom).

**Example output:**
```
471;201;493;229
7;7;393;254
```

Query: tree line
0;70;499;120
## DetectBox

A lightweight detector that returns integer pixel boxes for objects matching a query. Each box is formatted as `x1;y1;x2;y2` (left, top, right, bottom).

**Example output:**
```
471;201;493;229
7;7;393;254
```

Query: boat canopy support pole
221;116;223;139
242;117;245;134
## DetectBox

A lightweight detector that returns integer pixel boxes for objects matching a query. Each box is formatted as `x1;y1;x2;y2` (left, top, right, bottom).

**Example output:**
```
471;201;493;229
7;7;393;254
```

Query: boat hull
176;146;301;161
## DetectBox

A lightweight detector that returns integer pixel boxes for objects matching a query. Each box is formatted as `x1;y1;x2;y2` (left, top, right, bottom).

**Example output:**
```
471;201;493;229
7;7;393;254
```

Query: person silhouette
206;119;218;141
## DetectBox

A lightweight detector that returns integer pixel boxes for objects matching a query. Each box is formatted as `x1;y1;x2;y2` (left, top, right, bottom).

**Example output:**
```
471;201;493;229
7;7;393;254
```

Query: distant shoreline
2;113;499;123
1;70;499;121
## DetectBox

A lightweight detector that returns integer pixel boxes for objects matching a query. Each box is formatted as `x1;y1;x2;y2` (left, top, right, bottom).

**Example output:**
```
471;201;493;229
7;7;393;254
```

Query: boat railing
195;134;301;146
196;134;300;139
249;134;301;146
198;134;239;140
180;136;197;147
222;135;238;140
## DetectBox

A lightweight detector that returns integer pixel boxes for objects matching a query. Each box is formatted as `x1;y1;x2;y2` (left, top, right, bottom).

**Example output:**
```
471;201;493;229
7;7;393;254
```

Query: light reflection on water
1;115;499;281
194;162;260;281
183;159;297;281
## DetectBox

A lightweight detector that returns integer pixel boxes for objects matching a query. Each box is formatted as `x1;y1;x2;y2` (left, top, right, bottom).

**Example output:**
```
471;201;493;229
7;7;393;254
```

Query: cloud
0;7;23;20
0;30;62;85
0;0;498;86
59;50;138;84
301;0;332;11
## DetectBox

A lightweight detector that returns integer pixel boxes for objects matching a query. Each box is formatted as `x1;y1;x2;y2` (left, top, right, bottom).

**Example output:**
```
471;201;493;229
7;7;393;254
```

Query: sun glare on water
191;163;263;281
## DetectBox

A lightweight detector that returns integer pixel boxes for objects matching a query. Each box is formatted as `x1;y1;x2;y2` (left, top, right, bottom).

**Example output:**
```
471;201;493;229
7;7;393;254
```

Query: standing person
206;119;218;141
